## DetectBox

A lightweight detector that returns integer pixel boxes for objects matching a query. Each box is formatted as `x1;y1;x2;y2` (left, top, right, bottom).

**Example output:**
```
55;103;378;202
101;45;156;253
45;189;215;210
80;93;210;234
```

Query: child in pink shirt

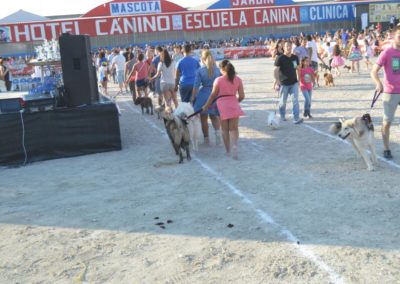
299;57;315;118
131;53;149;98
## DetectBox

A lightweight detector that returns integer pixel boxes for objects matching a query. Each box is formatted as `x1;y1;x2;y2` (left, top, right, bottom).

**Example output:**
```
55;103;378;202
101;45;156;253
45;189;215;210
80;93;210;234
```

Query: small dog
324;73;335;87
174;102;202;151
329;114;378;171
343;65;351;71
134;97;153;115
155;104;165;120
160;107;191;163
319;62;330;72
267;111;280;130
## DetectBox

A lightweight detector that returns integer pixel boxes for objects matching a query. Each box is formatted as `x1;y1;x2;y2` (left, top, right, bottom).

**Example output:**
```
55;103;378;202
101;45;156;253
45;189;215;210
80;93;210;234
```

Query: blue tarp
300;3;355;22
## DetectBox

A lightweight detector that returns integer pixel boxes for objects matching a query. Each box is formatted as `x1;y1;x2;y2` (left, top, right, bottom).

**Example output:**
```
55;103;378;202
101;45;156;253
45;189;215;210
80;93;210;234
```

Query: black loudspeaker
59;34;99;107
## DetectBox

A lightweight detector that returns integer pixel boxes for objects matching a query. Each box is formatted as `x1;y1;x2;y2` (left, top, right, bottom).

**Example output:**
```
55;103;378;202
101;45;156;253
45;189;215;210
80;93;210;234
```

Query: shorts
383;93;400;123
310;61;318;72
136;79;147;88
160;82;174;93
179;84;193;103
116;70;124;84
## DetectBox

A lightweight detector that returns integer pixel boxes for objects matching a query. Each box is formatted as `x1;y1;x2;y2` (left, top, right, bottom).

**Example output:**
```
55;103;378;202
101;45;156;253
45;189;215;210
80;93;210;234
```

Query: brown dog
343;65;351;71
134;97;153;115
324;73;335;87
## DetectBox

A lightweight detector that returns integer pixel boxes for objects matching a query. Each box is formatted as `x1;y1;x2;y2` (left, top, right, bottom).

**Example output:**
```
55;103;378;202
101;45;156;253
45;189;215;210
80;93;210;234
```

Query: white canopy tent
0;9;48;24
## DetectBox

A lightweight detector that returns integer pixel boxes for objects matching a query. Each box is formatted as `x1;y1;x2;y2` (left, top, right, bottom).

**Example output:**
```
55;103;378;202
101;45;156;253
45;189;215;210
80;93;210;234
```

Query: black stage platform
0;100;121;166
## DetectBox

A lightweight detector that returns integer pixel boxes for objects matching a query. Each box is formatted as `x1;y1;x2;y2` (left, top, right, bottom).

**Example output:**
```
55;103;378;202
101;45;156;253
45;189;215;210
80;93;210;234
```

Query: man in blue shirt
175;45;200;103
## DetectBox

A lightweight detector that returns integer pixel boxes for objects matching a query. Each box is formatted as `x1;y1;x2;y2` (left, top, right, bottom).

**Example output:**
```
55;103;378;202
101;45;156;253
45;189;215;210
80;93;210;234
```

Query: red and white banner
3;6;300;43
223;46;271;59
7;61;34;77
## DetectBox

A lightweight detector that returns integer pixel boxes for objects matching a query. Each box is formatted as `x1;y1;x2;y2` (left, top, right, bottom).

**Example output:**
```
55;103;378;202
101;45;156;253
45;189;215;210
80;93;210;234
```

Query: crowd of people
89;23;400;160
94;43;245;159
1;23;399;160
269;26;398;124
273;25;400;159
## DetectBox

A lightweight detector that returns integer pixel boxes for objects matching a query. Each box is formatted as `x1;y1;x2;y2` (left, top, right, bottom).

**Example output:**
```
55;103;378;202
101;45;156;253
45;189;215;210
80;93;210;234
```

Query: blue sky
0;0;213;19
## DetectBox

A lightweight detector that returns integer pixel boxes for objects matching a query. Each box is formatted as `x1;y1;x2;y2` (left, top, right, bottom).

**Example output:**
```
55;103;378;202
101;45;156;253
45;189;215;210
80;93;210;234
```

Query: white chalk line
301;123;400;169
121;100;346;284
121;101;165;135
194;158;345;284
260;110;400;170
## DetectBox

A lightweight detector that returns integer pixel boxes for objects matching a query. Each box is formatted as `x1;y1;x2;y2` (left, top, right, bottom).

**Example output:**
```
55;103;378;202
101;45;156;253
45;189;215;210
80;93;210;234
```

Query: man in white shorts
111;49;126;95
371;26;400;159
306;34;320;87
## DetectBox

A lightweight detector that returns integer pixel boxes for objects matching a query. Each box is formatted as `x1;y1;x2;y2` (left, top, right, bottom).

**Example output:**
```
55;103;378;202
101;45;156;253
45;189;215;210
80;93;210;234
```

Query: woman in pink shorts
202;60;245;159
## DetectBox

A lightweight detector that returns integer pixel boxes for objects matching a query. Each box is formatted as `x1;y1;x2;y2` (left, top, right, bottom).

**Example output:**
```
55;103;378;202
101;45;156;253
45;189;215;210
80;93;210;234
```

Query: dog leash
370;90;382;109
360;90;382;131
272;84;281;115
186;95;234;119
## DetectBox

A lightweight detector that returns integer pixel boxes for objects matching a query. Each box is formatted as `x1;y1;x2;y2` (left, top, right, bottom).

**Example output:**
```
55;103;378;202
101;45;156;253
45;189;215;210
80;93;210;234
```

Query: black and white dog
160;107;191;164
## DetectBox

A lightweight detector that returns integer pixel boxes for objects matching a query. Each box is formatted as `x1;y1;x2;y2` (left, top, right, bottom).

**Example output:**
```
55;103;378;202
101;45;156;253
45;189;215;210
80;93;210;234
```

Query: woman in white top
151;49;177;108
363;39;373;70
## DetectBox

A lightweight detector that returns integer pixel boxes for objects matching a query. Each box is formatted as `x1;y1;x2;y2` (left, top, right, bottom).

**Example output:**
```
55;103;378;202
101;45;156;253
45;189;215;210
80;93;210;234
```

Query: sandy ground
1;58;400;284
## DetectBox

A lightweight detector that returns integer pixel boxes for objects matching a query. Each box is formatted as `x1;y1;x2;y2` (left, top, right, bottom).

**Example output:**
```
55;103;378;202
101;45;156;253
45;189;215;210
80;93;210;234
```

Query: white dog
267;111;280;130
174;103;202;151
329;114;378;171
